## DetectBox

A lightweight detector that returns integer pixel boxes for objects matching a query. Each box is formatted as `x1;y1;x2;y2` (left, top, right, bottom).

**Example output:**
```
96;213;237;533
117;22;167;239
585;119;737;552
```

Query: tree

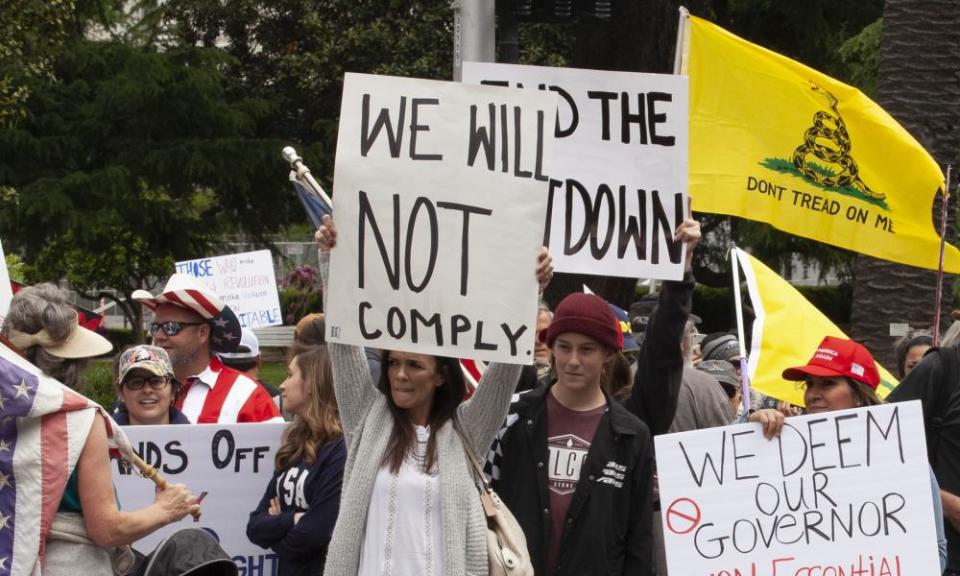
0;39;290;338
0;0;125;126
849;0;960;369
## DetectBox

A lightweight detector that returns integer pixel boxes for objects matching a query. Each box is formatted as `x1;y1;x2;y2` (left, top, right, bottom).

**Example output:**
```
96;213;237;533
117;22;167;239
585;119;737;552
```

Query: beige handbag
455;423;535;576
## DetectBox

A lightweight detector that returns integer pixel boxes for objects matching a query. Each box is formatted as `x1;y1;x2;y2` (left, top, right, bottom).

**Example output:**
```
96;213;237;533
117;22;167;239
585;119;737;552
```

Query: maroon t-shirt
545;392;607;576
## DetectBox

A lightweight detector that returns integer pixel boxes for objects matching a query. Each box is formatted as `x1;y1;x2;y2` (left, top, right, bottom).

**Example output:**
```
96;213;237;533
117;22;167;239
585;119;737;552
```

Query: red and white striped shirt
177;357;283;424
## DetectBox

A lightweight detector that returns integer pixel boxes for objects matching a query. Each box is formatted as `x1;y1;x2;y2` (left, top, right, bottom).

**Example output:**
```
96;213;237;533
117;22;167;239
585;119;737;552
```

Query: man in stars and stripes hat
133;274;282;424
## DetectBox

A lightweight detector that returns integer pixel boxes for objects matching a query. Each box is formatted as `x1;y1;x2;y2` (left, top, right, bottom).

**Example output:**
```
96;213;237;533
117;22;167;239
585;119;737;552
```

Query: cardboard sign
176;249;283;328
0;237;11;329
113;423;286;573
654;402;940;575
462;62;689;280
325;73;557;363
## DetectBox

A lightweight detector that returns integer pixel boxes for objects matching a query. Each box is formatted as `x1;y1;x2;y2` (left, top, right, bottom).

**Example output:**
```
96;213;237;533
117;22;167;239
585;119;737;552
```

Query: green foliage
0;0;126;126
839;18;882;97
0;39;291;328
4;253;25;282
279;288;323;326
81;360;117;409
690;283;852;335
104;328;139;351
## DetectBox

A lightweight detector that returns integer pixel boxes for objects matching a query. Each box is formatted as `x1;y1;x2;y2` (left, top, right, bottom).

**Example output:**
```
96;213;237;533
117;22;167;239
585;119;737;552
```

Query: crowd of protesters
4;211;959;576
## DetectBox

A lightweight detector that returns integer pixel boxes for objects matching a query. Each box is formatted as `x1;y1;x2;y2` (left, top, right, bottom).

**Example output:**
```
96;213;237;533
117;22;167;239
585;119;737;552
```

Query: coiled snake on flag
792;84;884;201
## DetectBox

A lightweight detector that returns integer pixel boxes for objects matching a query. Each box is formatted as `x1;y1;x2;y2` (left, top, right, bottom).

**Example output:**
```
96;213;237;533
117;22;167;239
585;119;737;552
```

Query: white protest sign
326;73;557;363
654;402;939;575
176;249;283;328
113;423;286;573
0;237;11;329
463;62;689;280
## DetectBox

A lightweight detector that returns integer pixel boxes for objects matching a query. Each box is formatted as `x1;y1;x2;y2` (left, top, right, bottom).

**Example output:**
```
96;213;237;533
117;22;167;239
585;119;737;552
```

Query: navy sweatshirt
246;436;346;576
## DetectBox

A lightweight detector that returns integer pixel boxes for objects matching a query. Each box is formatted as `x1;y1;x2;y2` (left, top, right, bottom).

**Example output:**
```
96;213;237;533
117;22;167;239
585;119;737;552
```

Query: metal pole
933;165;953;346
730;245;752;413
453;0;495;81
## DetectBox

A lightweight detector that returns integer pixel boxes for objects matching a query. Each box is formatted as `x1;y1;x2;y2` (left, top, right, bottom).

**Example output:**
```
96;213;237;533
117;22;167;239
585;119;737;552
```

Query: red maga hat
782;336;880;390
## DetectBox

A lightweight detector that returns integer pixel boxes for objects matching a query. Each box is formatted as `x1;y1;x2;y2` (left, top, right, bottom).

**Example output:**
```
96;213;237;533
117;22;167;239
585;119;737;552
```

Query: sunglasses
123;375;169;391
149;321;204;337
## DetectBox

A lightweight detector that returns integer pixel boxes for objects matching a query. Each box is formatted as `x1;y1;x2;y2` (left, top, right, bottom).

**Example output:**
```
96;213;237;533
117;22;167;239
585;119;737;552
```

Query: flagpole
282;147;334;209
933;165;953;346
673;6;690;75
730;244;751;413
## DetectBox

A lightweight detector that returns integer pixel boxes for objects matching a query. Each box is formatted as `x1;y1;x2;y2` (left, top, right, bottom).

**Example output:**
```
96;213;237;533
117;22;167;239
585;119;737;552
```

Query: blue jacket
246;436;346;576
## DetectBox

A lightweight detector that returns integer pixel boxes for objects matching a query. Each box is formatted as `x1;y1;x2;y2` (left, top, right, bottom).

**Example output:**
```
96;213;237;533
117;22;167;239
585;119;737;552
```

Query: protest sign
462;62;689;280
326;73;558;363
113;423;286;574
654;402;940;575
176;249;282;328
0;236;11;329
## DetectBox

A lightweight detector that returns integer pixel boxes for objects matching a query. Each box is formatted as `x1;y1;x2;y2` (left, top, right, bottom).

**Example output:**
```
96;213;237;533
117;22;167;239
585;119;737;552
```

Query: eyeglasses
123;375;169;391
149;321;204;337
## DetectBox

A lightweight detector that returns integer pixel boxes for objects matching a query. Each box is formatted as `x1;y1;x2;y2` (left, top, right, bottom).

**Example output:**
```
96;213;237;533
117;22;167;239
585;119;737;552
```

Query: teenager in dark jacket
247;345;345;576
489;219;699;576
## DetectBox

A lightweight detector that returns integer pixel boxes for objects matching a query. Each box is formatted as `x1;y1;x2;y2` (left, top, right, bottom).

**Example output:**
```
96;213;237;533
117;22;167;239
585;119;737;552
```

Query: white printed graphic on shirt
276;466;310;510
547;434;590;495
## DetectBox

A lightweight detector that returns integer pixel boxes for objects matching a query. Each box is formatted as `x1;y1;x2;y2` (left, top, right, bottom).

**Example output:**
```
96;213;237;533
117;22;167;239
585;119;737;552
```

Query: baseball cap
118;345;175;384
697;359;740;389
782;336;880;390
219;328;260;361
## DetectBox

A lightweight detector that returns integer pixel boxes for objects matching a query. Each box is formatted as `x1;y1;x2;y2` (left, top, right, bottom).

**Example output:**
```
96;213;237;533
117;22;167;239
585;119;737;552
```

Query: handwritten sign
113;423;286;573
654;402;940;575
0;236;11;329
325;73;557;363
462;63;689;280
176;249;282;328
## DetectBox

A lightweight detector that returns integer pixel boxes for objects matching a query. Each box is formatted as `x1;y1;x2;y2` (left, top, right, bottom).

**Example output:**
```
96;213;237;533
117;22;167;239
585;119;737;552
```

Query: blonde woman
247;344;346;576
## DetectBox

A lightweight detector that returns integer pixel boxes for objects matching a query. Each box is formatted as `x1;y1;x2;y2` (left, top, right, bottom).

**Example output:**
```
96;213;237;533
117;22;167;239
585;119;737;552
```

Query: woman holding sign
247;344;346;576
315;214;552;576
750;336;948;571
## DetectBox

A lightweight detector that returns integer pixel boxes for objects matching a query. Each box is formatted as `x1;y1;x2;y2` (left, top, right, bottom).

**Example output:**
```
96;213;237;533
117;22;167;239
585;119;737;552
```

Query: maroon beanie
541;293;621;351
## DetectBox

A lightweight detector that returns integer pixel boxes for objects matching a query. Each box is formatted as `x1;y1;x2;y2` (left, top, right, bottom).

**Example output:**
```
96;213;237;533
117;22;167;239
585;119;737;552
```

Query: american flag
0;341;133;575
291;176;331;228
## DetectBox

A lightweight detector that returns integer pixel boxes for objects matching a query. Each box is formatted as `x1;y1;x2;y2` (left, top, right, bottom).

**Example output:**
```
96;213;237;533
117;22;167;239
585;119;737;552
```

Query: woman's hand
536;247;554;293
748;408;785;440
268;497;281;517
315;214;337;252
155;482;201;523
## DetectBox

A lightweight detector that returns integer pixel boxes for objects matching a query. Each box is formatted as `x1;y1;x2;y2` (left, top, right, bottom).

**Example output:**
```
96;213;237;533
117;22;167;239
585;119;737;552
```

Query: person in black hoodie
490;219;699;576
247;344;346;575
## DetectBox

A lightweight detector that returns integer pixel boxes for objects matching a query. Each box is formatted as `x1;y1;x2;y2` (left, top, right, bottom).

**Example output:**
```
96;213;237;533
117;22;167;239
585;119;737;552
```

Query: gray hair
2;283;85;389
942;321;960;349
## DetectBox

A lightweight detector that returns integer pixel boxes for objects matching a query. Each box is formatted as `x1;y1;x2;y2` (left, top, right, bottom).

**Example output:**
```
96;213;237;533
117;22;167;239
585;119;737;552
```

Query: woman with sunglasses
113;345;190;425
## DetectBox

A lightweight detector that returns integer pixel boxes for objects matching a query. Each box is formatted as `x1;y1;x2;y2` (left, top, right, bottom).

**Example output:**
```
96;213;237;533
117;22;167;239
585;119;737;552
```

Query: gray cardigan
319;251;521;576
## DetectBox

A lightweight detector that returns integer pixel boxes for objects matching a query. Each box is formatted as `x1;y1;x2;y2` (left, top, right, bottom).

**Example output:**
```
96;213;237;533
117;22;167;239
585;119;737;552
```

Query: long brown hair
275;344;341;469
378;349;466;474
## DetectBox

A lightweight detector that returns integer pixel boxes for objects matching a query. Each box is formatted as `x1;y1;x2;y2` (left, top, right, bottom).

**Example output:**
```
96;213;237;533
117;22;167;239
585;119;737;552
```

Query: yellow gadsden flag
681;15;960;272
736;248;897;407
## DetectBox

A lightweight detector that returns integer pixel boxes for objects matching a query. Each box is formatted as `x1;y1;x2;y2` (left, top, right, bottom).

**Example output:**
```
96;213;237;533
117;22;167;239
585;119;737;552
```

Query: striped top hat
132;274;242;353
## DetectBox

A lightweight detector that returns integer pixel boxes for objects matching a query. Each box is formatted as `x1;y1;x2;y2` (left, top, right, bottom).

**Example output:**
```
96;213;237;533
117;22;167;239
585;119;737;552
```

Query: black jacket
624;272;695;436
490;383;654;576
